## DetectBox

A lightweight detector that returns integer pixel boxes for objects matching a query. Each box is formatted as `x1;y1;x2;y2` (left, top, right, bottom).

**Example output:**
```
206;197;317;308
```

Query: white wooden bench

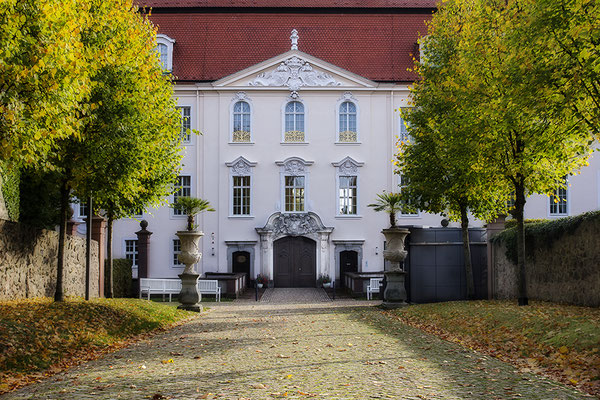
197;279;221;302
139;278;181;302
367;277;383;300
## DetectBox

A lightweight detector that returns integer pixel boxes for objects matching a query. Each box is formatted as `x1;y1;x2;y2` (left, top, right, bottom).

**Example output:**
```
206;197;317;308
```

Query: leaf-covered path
2;295;593;399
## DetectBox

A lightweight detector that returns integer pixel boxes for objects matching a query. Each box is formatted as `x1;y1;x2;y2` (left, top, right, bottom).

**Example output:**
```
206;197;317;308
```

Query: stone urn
381;227;410;309
176;230;204;312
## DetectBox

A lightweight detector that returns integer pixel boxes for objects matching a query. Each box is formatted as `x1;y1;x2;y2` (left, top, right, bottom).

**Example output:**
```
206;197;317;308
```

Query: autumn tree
0;0;88;169
397;26;507;298
413;0;594;305
52;0;182;301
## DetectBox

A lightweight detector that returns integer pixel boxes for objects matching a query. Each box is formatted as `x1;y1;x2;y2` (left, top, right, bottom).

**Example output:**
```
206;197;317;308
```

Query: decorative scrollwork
232;130;251;142
284;130;305;143
338;130;358;142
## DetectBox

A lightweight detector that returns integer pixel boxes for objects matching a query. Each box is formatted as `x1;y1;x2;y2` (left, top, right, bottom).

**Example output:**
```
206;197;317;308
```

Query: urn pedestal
381;227;410;309
176;230;204;312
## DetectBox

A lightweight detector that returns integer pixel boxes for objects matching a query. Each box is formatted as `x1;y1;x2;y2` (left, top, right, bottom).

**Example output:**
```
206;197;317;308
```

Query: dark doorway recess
339;250;358;288
273;236;316;287
232;250;251;287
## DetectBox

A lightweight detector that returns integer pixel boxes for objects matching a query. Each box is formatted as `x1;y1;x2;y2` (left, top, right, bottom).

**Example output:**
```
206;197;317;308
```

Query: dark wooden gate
339;250;358;288
274;236;316;287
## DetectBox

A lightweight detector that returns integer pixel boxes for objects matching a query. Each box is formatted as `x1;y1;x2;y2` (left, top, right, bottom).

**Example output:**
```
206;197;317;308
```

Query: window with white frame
177;106;191;143
78;200;89;220
226;156;256;217
399;173;419;216
550;176;568;216
284;101;305;142
156;34;175;72
124;239;138;267
285;176;305;212
338;101;357;142
339;176;357;215
232;176;251;215
173;175;191;216
232;101;251;142
173;239;182;266
333;157;363;216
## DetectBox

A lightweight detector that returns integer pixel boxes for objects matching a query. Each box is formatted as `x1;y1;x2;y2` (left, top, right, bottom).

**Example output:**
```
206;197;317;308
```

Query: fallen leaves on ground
386;300;600;398
0;297;196;394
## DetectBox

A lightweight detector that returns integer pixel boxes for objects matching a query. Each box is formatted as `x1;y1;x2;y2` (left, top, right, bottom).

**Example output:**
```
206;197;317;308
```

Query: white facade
110;44;600;283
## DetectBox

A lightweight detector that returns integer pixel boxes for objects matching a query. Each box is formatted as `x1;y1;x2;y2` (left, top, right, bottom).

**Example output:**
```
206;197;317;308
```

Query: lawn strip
0;297;197;394
385;300;600;398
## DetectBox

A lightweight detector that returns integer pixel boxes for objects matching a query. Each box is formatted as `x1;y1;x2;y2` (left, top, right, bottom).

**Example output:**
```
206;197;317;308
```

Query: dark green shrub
504;218;548;230
493;211;600;264
19;168;62;229
1;162;20;221
105;258;133;298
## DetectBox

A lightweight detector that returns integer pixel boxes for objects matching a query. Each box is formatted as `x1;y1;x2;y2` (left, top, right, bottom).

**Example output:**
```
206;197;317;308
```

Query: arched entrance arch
256;212;333;285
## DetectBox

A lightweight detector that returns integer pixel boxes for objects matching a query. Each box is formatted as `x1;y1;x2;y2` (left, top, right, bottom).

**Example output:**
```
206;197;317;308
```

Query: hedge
493;210;600;264
104;258;133;298
0;162;20;221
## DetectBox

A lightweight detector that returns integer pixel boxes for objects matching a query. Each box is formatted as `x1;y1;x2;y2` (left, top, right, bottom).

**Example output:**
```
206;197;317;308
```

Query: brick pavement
1;293;593;400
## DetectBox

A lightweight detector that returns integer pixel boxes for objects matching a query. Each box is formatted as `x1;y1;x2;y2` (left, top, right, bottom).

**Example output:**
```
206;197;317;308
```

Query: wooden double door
273;236;316;287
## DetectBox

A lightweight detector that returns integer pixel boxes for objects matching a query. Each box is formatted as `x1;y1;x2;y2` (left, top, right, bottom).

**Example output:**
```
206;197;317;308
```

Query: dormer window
156;34;175;72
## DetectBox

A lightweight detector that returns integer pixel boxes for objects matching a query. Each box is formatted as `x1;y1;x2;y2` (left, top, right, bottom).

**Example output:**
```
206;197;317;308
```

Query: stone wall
491;218;600;307
0;219;99;300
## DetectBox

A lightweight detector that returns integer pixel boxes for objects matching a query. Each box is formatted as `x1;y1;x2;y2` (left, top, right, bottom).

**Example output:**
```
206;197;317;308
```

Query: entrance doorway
339;250;358;288
232;251;251;287
273;236;316;287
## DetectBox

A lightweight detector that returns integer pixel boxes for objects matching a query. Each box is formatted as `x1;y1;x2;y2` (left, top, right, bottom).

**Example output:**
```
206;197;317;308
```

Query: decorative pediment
275;157;314;176
249;56;341;92
257;212;333;239
226;156;257;176
332;157;364;175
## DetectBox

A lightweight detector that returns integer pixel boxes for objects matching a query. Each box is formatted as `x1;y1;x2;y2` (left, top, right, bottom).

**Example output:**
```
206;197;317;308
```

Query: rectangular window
550;177;568;215
339;176;357;215
399;174;419;216
173;239;182;266
178;106;191;143
399;117;411;143
124;239;138;267
284;176;305;212
232;176;251;215
79;201;88;219
173;175;191;216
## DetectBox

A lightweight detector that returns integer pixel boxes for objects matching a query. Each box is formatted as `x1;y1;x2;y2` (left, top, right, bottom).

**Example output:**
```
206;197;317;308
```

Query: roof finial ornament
290;29;299;51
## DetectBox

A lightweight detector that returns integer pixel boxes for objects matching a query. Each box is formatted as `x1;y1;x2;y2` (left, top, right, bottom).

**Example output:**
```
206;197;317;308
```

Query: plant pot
257;283;264;289
322;283;331;288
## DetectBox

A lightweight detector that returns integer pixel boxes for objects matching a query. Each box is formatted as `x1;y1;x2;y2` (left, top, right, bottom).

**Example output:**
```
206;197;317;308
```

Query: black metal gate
405;227;487;303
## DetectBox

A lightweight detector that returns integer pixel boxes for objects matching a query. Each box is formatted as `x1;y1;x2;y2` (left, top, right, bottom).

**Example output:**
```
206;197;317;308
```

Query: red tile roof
149;13;432;82
141;0;437;8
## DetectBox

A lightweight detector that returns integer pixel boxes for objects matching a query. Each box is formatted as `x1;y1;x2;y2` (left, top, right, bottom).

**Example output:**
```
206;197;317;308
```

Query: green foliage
504;219;548;230
367;192;404;227
0;0;89;169
317;274;331;284
171;197;215;230
0;162;19;221
493;211;600;265
18;169;62;229
105;259;132;298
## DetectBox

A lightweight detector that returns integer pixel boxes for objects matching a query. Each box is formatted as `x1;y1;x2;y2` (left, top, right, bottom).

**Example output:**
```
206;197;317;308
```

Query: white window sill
335;141;362;145
280;142;309;145
335;214;362;219
228;215;255;219
548;213;568;218
171;265;185;269
229;142;255;145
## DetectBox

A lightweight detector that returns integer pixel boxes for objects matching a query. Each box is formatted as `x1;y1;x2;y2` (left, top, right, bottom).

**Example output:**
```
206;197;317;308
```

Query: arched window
232;101;251;142
157;43;168;70
284;101;305;142
339;101;357;142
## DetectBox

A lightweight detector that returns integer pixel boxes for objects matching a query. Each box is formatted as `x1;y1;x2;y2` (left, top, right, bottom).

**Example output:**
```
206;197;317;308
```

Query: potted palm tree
170;197;215;312
368;191;410;308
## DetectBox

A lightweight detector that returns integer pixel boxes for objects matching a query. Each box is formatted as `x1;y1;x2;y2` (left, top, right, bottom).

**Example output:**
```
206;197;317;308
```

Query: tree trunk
85;196;92;300
106;214;114;298
460;204;475;300
187;214;194;231
389;211;396;228
513;180;528;306
54;177;70;302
